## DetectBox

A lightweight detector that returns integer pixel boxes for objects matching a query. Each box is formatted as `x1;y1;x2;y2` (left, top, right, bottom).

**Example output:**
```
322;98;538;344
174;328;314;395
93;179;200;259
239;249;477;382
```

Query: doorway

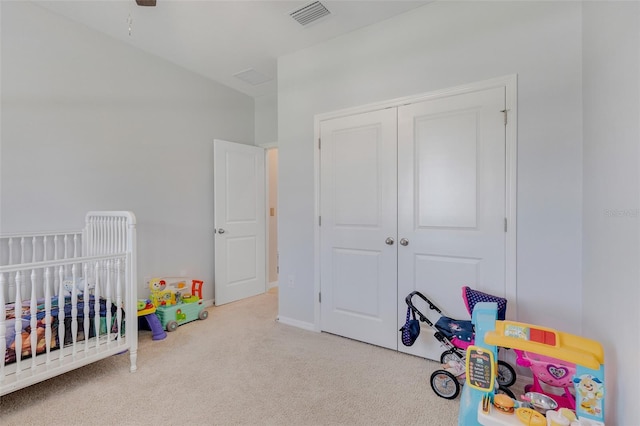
266;148;279;289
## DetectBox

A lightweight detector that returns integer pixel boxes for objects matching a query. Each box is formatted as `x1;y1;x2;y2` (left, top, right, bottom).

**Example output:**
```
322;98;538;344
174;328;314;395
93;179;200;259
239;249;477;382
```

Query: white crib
0;211;138;396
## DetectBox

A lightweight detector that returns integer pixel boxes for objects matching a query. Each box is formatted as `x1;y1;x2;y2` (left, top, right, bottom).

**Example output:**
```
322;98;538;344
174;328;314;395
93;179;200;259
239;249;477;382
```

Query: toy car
148;278;208;331
155;299;208;332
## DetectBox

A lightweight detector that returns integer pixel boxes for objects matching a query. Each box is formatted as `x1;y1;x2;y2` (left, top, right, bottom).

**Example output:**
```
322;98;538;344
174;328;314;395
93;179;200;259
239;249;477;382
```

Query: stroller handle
405;291;442;327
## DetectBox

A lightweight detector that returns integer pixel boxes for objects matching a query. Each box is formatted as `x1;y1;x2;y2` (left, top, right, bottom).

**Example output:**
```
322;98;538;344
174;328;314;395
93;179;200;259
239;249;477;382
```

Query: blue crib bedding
3;296;120;365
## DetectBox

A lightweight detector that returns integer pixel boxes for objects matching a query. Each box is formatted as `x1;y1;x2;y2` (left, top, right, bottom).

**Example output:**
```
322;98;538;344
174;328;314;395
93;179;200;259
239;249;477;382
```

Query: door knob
218;228;226;234
400;238;409;246
385;237;394;245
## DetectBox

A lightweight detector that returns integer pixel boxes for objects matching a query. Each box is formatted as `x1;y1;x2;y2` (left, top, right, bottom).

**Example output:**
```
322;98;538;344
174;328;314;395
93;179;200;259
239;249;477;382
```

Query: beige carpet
0;288;458;425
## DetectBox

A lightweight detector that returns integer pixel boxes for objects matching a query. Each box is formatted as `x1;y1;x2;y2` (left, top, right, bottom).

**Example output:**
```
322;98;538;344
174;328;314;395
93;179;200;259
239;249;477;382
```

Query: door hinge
318;138;321;150
504;218;508;232
319;292;322;303
501;109;508;125
319;216;321;226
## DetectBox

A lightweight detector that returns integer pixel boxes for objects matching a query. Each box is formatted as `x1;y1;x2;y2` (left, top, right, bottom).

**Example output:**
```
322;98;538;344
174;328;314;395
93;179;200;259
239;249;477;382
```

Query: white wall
278;1;584;332
582;2;639;424
255;92;278;146
0;1;255;302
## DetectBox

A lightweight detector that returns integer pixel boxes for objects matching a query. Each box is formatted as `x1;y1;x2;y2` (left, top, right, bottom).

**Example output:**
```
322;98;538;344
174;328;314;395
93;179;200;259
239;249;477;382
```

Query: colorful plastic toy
458;302;606;426
137;299;167;341
514;348;577;410
150;279;208;332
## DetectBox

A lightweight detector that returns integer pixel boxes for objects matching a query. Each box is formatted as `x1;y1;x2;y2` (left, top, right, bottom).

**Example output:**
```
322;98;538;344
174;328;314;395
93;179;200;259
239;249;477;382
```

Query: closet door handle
385;237;394;245
400;238;409;246
218;228;226;234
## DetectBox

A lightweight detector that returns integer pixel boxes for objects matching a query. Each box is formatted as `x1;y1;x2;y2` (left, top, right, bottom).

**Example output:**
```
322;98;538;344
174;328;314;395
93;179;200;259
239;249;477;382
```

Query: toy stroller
400;286;516;399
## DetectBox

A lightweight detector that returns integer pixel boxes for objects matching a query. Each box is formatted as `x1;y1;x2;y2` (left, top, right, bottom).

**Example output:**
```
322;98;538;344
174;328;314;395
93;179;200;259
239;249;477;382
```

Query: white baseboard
276;315;317;332
268;281;278;290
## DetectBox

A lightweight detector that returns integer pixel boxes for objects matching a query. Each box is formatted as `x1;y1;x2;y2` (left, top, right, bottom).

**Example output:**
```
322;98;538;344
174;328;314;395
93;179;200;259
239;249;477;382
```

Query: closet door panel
333;128;381;226
397;87;506;360
416;110;478;228
320;108;398;350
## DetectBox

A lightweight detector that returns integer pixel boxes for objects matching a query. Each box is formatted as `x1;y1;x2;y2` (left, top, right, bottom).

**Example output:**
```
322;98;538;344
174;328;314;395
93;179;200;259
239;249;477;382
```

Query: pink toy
515;349;577;410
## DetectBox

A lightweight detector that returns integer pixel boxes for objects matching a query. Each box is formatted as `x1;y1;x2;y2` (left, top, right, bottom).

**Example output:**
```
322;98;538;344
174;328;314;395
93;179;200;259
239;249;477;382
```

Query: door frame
259;142;279;290
313;74;519;332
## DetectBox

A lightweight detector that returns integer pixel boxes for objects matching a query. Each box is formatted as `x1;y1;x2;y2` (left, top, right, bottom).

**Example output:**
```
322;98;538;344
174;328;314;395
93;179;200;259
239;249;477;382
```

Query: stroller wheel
440;349;463;365
496;384;516;400
496;360;517;388
430;369;460;400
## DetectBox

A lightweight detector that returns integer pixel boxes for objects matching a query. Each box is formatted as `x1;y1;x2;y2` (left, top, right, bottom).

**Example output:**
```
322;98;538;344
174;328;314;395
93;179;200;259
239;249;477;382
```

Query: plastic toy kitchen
458;302;605;426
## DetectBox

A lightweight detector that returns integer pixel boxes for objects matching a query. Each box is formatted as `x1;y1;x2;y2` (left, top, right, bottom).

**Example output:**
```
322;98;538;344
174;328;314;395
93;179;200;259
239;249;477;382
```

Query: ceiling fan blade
135;0;156;6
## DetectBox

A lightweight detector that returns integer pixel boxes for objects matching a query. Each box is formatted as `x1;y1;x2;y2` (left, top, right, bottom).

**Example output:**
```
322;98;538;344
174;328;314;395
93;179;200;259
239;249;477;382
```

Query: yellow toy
458;302;606;426
149;277;195;307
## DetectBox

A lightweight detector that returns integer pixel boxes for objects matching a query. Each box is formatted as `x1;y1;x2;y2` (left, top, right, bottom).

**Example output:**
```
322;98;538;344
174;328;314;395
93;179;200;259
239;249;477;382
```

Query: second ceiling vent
289;1;331;26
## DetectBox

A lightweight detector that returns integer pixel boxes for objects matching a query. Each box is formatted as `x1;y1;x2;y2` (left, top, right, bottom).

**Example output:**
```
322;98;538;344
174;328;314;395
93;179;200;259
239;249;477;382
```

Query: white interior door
214;139;266;306
319;109;398;350
397;87;507;360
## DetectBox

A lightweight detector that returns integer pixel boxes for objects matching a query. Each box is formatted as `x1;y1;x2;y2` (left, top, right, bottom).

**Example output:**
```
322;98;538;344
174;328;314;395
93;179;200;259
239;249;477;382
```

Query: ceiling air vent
289;1;331;26
233;68;273;86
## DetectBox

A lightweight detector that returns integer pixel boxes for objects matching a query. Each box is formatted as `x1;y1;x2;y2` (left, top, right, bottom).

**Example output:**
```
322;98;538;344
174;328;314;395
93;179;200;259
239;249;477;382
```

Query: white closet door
397;87;506;360
319;108;398;350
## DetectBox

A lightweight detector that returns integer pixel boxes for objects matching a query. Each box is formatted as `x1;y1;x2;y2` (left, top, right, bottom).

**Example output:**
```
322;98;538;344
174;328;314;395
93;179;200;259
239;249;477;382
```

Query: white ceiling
34;0;431;98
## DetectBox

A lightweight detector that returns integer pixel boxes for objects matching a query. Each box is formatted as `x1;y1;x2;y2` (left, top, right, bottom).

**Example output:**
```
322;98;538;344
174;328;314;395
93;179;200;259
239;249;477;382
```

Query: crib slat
44;267;53;364
98;218;103;255
105;260;112;346
70;264;78;354
7;272;15;303
30;269;37;371
57;266;66;363
83;263;90;353
14;271;23;374
116;259;122;343
8;237;13;265
0;273;6;382
108;218;112;254
116;218;120;253
63;235;69;261
102;218;107;255
110;218;115;253
20;237;25;265
93;262;101;350
106;218;111;255
53;235;59;260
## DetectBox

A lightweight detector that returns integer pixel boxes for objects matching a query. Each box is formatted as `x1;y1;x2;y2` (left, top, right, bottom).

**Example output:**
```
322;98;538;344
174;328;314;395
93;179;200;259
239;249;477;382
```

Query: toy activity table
458;302;605;426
